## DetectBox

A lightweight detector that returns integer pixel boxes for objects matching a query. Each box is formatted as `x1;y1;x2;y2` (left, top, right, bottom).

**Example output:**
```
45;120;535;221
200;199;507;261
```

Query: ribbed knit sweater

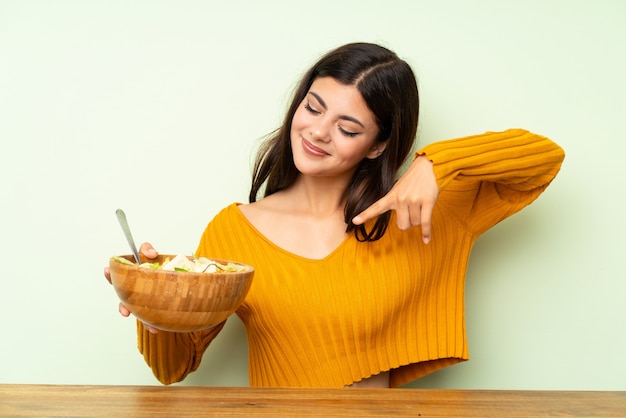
137;129;565;387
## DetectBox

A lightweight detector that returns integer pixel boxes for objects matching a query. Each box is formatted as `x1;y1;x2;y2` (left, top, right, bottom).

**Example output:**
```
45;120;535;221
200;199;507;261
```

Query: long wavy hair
249;42;419;241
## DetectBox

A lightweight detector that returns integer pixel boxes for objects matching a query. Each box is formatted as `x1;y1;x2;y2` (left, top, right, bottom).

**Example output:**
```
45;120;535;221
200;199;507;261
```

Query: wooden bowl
109;254;254;332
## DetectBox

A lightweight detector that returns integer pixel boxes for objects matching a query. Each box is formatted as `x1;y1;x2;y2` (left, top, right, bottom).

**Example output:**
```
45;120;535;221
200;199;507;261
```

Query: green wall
1;0;624;389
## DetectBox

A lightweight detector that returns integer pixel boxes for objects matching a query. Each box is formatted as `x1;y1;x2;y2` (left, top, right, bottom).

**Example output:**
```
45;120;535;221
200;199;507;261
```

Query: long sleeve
137;320;226;385
418;129;565;235
135;215;243;385
134;212;247;386
132;129;565;388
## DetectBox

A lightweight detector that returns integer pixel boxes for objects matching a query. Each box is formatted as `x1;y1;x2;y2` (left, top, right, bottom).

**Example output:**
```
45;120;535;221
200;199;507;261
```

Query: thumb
139;242;158;259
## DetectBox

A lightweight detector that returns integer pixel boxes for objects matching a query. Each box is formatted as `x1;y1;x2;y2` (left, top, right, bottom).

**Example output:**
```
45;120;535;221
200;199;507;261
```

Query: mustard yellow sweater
137;129;565;387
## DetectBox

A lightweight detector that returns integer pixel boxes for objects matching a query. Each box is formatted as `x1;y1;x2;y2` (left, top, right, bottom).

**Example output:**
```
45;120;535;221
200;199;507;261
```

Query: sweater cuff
414;128;552;191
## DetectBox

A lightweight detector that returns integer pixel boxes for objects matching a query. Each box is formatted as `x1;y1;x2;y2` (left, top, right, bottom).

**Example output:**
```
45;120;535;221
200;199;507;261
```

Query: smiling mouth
302;138;329;156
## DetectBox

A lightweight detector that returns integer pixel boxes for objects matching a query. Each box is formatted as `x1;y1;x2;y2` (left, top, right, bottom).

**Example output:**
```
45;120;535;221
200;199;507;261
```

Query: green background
1;0;624;389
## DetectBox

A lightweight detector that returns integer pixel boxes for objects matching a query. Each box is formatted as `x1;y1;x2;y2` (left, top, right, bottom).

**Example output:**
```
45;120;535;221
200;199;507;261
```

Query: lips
302;138;329;157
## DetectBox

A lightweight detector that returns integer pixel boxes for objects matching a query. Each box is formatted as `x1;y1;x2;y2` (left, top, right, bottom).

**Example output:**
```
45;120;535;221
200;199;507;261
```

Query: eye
304;101;321;115
339;126;359;137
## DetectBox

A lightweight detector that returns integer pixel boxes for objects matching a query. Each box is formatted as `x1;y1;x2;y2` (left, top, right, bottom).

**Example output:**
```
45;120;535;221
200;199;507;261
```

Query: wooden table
1;384;624;417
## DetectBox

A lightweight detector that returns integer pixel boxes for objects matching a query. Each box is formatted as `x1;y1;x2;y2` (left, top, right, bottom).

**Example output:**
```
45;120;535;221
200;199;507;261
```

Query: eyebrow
308;91;365;128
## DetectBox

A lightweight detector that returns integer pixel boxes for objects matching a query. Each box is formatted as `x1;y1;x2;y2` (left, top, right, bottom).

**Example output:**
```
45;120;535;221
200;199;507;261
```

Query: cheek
291;105;308;129
338;135;377;156
331;140;366;163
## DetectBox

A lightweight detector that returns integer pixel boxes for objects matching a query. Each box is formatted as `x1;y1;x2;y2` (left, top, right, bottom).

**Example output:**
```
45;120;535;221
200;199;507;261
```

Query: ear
366;141;388;159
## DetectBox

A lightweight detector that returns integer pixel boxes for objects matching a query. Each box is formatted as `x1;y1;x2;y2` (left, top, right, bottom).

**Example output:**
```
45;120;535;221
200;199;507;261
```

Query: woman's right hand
104;242;161;333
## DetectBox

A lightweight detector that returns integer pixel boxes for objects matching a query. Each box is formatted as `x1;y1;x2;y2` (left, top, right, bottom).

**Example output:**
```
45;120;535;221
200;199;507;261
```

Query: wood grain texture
1;385;624;417
109;254;254;332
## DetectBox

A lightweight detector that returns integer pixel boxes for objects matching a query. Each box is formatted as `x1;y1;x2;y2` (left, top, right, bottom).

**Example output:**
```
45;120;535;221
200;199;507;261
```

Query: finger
141;322;159;334
139;242;158;259
104;267;112;284
409;203;422;228
119;303;131;317
352;197;392;225
395;204;413;231
420;202;435;244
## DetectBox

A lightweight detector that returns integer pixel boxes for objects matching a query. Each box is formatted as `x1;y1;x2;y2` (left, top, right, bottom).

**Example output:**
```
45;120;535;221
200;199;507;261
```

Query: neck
286;175;349;217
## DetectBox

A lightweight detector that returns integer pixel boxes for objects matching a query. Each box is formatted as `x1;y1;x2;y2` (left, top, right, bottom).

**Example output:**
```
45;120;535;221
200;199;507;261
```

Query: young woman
105;42;565;388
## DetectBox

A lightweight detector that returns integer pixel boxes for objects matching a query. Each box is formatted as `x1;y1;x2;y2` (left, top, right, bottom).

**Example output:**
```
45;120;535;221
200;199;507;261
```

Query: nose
309;119;331;142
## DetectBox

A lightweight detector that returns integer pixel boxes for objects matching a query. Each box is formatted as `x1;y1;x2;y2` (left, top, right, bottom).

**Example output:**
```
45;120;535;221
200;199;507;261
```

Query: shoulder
200;203;245;233
212;202;242;220
196;202;251;259
238;194;291;224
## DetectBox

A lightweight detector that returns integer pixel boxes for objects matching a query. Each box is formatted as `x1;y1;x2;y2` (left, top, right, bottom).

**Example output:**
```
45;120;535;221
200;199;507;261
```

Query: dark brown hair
249;42;419;241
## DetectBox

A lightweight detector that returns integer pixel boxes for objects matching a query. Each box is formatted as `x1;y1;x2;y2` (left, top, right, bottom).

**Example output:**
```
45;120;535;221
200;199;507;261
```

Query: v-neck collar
232;203;353;262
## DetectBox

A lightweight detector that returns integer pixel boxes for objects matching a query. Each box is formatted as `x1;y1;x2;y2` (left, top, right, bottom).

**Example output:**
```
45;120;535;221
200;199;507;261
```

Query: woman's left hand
352;155;439;243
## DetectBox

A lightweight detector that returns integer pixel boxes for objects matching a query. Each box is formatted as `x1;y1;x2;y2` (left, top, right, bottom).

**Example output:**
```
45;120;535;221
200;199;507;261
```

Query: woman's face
290;77;383;179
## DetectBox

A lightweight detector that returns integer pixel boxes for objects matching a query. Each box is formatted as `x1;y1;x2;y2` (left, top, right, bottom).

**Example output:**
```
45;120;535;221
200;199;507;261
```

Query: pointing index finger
352;197;391;225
